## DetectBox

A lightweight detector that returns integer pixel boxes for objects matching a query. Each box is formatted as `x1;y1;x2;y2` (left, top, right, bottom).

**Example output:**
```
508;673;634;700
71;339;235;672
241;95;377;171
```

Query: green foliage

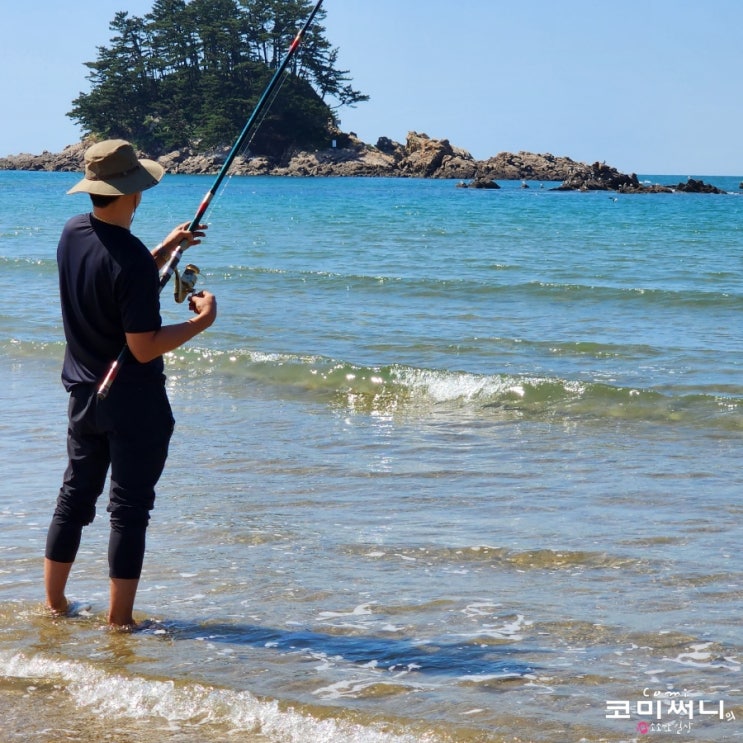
68;0;368;157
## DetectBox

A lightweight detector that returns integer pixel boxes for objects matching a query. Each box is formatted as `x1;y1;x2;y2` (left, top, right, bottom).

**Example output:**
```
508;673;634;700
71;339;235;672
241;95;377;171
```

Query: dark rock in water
457;177;500;189
555;161;656;192
554;162;728;194
673;178;726;194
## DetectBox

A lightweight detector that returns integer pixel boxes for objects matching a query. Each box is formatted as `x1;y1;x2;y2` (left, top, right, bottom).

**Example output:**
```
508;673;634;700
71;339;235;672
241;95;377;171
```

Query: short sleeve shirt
58;213;164;390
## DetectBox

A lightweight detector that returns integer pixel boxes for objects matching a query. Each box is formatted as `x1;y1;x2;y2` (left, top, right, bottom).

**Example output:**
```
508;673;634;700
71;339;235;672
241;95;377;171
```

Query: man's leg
45;385;109;614
106;382;174;628
108;578;139;627
106;521;146;627
44;558;73;613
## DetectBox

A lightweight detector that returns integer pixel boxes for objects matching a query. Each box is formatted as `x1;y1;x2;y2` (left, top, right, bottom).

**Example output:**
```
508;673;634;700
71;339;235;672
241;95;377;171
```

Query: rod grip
96;347;128;400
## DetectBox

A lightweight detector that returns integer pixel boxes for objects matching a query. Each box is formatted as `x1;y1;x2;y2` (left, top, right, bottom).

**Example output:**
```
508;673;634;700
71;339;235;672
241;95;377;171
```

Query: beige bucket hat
67;139;164;196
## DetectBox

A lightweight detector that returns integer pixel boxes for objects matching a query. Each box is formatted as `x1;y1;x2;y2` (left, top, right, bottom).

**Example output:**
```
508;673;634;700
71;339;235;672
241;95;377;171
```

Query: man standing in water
44;139;217;629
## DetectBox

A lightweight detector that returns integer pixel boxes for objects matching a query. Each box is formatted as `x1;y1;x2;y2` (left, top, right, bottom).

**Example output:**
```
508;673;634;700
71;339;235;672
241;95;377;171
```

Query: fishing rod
97;0;325;400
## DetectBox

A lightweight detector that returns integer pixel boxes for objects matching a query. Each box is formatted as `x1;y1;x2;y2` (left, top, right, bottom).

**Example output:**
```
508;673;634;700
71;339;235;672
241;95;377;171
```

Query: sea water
1;170;742;742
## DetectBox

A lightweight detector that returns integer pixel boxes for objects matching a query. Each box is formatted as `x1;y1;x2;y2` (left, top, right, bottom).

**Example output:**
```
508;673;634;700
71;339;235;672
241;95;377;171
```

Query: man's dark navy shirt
58;213;164;390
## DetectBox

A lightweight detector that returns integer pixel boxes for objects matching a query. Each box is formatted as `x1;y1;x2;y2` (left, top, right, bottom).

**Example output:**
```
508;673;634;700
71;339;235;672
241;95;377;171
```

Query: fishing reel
173;263;200;303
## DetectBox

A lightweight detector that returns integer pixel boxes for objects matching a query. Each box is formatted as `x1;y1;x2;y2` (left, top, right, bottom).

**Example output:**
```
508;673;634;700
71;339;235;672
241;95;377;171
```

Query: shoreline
0;131;732;193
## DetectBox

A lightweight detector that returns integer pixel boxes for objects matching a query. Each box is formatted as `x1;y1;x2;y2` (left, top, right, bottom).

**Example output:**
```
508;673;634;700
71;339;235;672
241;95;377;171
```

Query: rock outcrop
476;151;585;182
0;133;730;194
552;161;727;194
0;141;89;172
0;132;590;181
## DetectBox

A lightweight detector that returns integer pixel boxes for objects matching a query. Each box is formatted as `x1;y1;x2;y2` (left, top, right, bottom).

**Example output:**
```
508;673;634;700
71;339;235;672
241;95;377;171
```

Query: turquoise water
1;171;742;741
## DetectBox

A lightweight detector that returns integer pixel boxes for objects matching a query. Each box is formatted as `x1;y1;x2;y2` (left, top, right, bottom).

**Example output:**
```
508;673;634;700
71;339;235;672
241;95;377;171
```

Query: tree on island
68;0;368;157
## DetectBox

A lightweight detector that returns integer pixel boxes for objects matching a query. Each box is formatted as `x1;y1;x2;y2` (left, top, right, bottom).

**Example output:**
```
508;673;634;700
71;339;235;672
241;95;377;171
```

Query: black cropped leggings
45;380;174;580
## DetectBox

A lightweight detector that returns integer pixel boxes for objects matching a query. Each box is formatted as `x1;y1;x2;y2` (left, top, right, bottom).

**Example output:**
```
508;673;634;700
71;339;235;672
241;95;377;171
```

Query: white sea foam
1;651;434;743
667;643;742;671
317;603;375;619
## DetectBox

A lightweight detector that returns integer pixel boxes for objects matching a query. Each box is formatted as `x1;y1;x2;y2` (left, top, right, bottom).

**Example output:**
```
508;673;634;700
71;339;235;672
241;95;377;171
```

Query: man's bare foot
46;598;69;616
106;621;138;633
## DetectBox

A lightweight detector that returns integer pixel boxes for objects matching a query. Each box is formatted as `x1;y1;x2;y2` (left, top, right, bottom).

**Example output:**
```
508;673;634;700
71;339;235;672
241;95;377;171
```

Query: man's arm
126;291;217;364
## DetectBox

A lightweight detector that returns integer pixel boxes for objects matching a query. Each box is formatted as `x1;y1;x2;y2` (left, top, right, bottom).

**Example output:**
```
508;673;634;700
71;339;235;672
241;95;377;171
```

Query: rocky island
0;131;728;194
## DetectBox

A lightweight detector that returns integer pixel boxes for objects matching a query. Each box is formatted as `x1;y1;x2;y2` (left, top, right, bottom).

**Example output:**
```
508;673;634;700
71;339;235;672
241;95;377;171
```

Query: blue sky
2;1;741;174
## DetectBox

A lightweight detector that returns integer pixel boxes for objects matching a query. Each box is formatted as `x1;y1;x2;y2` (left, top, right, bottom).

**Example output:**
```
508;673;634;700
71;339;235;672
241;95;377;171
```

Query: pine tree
68;1;366;156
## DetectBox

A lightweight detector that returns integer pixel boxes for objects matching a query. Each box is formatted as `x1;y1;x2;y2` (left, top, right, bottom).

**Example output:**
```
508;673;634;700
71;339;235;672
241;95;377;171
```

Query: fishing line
202;69;292;222
97;0;325;399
